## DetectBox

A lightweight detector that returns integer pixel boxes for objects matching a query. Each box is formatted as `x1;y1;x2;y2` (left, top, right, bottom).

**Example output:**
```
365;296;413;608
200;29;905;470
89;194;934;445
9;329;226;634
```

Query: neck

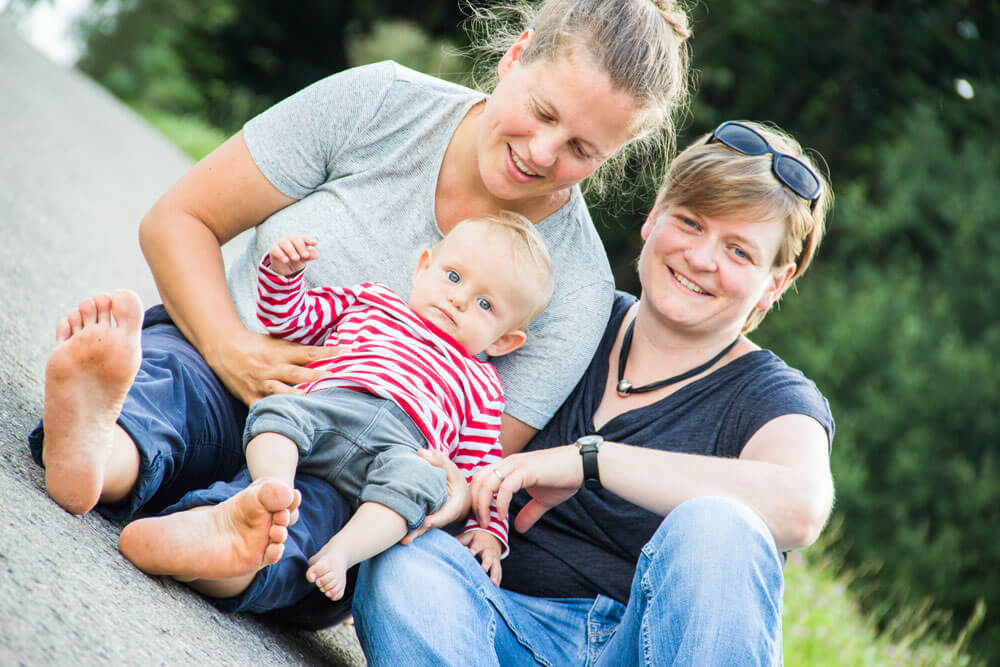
625;300;748;379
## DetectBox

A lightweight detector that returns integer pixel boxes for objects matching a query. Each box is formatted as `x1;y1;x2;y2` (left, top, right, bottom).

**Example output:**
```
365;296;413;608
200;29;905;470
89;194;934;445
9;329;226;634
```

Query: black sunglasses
707;121;821;212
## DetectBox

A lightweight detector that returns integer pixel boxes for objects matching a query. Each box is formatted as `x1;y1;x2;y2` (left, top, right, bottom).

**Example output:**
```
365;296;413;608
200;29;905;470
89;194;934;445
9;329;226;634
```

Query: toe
263;541;284;567
269;523;288;544
56;317;71;343
257;480;295;513
111;289;144;332
79;297;98;327
272;508;291;528
67;308;84;336
92;293;113;324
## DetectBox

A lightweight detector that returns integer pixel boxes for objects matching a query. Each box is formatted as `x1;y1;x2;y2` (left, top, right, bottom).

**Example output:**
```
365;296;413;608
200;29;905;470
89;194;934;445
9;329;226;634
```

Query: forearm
598;442;832;551
499;413;538;456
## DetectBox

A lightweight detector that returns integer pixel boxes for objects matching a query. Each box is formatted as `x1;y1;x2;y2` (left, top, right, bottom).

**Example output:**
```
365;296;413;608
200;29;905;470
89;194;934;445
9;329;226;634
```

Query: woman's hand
209;329;334;405
457;531;503;586
471;445;583;534
400;449;472;545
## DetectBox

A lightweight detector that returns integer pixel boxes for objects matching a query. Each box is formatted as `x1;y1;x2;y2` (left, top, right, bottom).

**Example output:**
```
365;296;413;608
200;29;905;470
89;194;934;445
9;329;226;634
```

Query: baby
245;211;554;600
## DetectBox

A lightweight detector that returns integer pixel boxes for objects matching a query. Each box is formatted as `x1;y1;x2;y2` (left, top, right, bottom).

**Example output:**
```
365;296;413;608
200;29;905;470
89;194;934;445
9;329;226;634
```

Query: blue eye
679;216;698;229
477;298;492;311
731;246;749;261
447;270;460;283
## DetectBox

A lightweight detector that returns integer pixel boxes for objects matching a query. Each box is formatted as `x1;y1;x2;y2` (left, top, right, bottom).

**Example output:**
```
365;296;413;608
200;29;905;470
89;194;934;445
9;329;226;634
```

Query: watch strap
577;435;603;490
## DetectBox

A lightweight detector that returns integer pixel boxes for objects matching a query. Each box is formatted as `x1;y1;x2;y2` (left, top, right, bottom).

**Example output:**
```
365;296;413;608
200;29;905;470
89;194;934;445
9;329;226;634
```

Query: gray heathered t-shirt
228;61;614;429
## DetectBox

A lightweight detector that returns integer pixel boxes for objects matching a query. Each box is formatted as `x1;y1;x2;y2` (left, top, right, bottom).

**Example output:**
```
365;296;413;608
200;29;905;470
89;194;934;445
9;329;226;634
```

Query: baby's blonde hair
654;121;833;333
465;0;693;199
440;211;554;327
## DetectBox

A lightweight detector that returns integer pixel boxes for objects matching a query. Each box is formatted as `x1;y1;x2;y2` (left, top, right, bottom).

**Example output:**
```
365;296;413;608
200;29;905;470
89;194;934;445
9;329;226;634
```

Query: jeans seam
480;585;553;667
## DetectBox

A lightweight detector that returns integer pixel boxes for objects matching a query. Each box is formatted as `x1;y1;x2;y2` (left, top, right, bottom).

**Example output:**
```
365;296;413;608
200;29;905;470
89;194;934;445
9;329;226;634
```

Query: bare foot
42;290;143;514
118;478;296;579
306;538;350;600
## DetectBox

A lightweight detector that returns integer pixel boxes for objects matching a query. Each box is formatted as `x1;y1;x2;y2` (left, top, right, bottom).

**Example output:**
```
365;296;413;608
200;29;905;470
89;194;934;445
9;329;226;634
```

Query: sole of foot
42;290;143;514
118;478;296;580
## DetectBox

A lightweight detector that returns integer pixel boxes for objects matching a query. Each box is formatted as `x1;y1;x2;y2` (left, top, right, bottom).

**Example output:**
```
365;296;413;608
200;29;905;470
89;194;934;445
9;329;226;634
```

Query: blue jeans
354;496;784;666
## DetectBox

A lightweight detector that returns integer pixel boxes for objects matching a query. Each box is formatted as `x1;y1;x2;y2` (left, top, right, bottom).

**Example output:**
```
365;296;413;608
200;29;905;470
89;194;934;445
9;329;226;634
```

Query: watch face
577;435;603;447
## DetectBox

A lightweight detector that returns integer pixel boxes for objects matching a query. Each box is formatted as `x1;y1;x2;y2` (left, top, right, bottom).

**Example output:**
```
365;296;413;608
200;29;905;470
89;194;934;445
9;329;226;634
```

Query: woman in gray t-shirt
31;0;693;619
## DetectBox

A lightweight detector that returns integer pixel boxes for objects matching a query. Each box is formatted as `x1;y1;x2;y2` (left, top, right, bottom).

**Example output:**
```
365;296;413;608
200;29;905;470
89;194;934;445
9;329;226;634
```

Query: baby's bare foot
118;478;296;579
42;290;142;514
307;541;350;601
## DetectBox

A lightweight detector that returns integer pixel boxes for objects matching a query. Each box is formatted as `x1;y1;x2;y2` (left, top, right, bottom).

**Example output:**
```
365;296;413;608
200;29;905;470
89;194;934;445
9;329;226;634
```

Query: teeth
674;271;706;294
511;151;538;177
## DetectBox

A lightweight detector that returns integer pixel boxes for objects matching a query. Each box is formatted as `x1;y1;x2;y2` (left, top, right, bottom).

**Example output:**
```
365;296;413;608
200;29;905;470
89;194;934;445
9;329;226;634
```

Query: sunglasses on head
706;121;821;212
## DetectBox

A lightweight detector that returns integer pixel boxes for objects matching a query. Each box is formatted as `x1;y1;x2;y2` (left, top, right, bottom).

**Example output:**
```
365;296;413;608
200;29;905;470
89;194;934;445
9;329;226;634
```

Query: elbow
782;492;832;550
786;509;826;549
138;200;164;260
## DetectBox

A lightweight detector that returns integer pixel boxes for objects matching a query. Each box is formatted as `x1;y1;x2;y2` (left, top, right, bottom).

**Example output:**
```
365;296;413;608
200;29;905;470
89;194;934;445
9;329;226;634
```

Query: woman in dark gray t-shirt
355;122;836;665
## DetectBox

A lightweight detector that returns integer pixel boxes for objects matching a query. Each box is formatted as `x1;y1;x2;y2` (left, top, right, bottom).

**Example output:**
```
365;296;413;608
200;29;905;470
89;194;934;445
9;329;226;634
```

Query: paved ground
0;20;364;666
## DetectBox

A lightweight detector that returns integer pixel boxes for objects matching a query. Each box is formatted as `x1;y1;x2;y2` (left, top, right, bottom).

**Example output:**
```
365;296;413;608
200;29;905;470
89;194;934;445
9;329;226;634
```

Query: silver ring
493;469;506;482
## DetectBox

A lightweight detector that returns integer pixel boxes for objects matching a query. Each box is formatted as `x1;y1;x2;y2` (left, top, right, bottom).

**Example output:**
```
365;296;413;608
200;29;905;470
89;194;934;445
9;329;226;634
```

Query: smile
671;268;709;295
508;146;539;178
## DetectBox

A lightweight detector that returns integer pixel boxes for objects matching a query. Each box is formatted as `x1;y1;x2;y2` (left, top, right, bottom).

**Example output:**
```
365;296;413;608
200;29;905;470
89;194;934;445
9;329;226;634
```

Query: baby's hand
268;235;319;276
458;530;503;586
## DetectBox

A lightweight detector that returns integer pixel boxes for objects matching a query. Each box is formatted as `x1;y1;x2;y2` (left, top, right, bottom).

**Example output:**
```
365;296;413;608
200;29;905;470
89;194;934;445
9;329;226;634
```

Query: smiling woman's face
476;34;640;204
637;204;795;337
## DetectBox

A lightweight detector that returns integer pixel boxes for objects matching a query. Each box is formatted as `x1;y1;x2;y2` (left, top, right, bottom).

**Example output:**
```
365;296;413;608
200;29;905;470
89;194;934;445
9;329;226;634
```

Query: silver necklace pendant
616;379;633;397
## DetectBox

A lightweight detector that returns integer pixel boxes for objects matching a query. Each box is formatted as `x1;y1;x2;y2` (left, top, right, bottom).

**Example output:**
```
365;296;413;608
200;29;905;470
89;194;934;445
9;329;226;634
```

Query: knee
354;530;468;621
646;497;782;578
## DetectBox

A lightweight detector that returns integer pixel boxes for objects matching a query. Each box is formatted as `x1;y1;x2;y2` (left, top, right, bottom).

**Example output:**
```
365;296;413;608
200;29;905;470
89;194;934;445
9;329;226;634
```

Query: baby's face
409;223;532;356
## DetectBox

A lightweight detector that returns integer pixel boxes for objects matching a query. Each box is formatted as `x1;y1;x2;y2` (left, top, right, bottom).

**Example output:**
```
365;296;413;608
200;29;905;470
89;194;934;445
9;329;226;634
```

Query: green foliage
74;1;470;134
756;101;1000;660
348;19;468;85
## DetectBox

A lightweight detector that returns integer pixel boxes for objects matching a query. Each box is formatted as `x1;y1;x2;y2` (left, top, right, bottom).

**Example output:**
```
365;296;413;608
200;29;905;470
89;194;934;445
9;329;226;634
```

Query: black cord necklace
616;318;741;397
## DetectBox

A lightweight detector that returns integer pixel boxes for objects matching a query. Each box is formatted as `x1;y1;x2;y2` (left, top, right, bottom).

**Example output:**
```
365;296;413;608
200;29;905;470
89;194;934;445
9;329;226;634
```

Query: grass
136;106;984;667
783;547;984;666
133;105;227;160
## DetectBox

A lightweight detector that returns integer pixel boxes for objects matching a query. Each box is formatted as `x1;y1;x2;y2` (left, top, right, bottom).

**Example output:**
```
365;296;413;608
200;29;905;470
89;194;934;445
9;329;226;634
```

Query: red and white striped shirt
257;257;508;550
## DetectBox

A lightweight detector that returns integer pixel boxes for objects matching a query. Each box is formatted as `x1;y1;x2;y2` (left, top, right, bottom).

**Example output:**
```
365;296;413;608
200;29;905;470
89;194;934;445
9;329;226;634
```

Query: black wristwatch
575;435;604;490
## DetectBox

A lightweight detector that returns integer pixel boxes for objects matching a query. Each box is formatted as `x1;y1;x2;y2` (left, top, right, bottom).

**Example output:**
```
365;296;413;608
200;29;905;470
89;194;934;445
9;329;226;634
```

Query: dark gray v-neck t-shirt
502;292;835;603
228;61;614;428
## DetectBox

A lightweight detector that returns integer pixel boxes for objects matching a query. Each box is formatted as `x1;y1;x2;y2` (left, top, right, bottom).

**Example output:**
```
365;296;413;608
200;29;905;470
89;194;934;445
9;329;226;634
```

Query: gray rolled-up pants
244;387;447;530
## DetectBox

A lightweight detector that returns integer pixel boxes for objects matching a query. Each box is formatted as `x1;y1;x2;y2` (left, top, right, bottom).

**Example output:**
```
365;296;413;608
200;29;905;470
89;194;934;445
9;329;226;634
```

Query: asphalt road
0;19;364;666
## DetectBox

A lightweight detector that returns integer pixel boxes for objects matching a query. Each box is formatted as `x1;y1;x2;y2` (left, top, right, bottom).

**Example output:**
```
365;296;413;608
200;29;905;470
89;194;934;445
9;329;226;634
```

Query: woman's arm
476;413;833;552
139;132;331;404
598;414;833;550
499;414;538;457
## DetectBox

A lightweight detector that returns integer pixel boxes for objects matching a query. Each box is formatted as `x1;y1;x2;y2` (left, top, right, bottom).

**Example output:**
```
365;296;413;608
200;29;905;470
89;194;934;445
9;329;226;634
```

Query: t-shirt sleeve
242;62;396;199
491;278;614;430
732;363;835;455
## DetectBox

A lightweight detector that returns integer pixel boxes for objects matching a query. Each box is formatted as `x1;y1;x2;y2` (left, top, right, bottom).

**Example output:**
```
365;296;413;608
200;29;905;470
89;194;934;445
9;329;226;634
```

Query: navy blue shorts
27;305;354;625
28;305;248;521
164;468;354;620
